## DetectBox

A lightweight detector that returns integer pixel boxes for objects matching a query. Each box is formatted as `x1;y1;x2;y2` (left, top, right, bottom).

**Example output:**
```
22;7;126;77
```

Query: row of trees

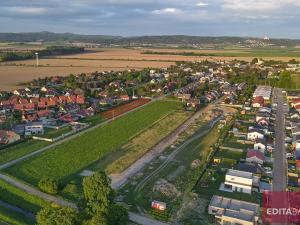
0;46;84;62
37;172;128;225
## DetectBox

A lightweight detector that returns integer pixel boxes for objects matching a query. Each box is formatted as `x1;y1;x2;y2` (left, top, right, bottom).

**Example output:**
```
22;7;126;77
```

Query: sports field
4;101;183;186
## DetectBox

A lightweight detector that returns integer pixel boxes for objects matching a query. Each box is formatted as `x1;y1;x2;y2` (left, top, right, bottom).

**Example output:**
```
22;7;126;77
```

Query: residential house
254;140;266;153
252;96;264;108
237;162;266;176
223;169;259;194
0;130;20;145
25;122;44;136
246;149;265;165
247;129;264;141
208;195;259;225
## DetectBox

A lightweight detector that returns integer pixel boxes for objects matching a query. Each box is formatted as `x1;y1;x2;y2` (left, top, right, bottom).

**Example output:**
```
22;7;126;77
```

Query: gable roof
247;149;265;161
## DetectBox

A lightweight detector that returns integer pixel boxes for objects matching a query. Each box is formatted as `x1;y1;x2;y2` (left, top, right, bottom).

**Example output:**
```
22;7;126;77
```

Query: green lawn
0;205;34;225
0;140;50;165
215;149;246;160
195;169;260;204
4;101;182;186
79;114;105;126
0;180;48;213
106;111;191;174
38;126;72;139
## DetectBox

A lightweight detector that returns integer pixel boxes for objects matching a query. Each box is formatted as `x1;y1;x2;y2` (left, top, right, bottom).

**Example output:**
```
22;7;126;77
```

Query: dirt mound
153;179;181;198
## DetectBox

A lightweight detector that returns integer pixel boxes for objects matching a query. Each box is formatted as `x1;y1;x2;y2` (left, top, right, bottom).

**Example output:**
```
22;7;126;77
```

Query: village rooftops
253;85;272;100
227;169;254;179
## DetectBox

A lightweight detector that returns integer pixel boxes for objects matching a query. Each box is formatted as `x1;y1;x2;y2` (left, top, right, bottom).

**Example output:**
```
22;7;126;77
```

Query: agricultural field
0;140;50;165
4;101;183;186
1;47;299;91
106;110;192;174
101;98;151;119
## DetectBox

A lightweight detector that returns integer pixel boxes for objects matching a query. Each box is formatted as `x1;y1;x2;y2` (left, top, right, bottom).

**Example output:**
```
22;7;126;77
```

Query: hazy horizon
0;0;300;39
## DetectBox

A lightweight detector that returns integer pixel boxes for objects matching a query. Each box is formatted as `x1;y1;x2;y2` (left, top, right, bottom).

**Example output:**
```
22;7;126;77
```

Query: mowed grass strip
0;205;34;225
0;140;50;165
106;111;192;174
0;179;48;213
5;101;182;185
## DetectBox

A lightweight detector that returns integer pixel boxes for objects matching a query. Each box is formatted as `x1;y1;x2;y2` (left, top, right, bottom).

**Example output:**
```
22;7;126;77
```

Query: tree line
0;46;84;62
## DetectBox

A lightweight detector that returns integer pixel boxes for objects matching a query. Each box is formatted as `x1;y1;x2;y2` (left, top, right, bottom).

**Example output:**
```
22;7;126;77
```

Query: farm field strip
4;101;182;186
106;110;192;174
101;98;151;119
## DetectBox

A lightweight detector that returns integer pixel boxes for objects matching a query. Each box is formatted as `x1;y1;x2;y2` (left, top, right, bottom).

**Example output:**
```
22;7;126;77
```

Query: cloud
196;2;208;7
152;8;182;15
221;0;300;12
3;6;47;15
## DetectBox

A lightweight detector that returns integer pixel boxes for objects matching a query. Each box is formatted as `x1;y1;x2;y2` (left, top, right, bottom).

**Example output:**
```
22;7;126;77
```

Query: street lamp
35;52;39;67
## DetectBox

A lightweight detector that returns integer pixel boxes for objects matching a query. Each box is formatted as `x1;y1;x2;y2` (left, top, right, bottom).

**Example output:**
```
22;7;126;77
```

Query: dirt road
110;100;222;189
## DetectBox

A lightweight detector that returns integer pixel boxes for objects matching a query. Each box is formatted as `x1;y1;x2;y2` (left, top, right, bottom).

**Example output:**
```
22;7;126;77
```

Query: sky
0;0;300;38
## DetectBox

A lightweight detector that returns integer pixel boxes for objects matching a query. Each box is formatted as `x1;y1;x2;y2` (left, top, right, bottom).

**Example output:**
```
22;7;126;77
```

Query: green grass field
106;110;192;174
0;180;48;213
4;101;183;185
0;205;34;225
0;140;50;165
143;48;300;58
38;126;72;139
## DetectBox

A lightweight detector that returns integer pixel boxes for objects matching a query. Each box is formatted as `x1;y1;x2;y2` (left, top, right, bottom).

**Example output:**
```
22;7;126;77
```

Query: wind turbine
35;52;39;67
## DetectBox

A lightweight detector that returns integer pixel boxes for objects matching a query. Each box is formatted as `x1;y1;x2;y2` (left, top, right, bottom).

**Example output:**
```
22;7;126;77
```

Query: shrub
38;177;58;194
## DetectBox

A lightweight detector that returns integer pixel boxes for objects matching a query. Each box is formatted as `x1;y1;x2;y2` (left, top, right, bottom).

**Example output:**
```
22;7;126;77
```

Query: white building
247;130;264;141
253;86;272;101
25;122;44;136
208;195;260;225
224;169;259;194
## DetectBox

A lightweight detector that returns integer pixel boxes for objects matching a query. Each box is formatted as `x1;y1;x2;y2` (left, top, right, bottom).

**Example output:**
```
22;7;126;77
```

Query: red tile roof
247;149;265;161
253;96;264;105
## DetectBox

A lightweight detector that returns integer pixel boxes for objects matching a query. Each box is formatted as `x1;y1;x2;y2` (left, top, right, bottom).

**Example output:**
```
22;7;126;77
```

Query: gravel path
0;174;77;209
129;212;170;225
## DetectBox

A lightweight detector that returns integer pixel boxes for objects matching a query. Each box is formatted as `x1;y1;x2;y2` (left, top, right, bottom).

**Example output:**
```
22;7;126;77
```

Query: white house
247;130;264;141
25;122;44;136
208;195;260;225
254;141;266;153
223;169;259;194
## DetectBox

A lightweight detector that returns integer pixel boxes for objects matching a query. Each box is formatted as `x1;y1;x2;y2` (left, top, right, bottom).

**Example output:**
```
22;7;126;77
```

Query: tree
251;58;258;65
38;177;59;194
83;172;112;216
107;204;129;225
84;215;107;225
37;206;80;225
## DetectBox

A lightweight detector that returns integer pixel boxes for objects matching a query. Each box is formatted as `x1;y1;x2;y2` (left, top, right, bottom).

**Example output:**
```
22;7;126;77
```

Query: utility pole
35;52;39;67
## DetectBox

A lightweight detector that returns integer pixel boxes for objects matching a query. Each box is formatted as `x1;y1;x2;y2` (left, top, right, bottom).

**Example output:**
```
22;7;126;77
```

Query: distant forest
0;46;84;62
1;32;300;47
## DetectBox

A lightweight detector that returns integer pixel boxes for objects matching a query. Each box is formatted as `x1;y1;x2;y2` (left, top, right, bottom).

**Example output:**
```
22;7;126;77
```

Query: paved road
272;88;287;192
